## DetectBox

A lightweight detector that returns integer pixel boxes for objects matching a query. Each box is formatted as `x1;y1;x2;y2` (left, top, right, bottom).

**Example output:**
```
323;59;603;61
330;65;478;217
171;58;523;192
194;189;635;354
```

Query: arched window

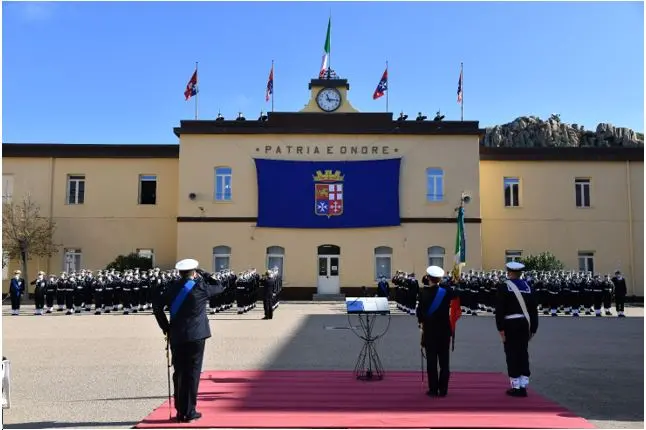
266;246;285;278
374;246;393;280
427;246;445;269
212;246;231;271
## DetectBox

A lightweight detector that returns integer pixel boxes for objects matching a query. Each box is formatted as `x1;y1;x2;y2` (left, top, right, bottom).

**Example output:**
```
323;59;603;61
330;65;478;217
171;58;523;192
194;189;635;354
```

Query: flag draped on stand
319;17;331;77
184;69;198;101
266;62;274;103
372;68;388;100
449;205;466;351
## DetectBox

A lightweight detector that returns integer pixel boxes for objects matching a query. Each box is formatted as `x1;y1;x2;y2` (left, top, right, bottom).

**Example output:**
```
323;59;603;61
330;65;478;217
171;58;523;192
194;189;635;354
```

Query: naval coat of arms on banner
314;169;344;218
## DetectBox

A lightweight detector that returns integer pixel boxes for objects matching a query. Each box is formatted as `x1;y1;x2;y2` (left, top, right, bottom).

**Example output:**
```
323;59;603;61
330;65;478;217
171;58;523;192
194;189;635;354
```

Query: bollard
2;359;11;409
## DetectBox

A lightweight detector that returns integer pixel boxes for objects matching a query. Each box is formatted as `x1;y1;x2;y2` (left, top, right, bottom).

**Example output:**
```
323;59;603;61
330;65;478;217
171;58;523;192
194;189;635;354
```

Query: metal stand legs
353;314;385;381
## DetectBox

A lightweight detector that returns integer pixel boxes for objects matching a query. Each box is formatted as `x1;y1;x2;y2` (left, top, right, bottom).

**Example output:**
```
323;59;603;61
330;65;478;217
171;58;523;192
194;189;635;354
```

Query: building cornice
2;143;180;158
172;112;485;137
480;146;644;162
2;143;642;162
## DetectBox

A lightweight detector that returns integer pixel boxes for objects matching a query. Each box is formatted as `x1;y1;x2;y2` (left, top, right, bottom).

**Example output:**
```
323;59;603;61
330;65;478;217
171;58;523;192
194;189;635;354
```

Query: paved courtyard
1;302;644;429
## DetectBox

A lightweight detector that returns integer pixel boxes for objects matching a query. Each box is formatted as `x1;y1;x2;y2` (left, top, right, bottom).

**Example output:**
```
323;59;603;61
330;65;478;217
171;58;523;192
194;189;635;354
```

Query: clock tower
300;69;359;113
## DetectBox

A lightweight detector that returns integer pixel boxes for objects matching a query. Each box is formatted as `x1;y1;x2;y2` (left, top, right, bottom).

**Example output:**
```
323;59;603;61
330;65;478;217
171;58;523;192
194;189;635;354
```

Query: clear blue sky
2;1;644;145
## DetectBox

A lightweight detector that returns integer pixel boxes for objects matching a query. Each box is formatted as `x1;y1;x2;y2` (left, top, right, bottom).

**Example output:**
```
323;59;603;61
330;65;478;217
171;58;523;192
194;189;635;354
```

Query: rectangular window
426;168;444;202
504;177;520;207
137;248;155;266
575;178;591;208
63;248;82;272
578;251;594;273
375;255;392;279
505;250;523;263
139;175;157;205
2;174;14;204
215;167;232;201
2;252;9;280
67;175;86;205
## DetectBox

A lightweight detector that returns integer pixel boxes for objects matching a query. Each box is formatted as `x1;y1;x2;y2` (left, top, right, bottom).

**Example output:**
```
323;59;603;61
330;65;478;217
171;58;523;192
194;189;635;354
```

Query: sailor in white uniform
495;261;539;397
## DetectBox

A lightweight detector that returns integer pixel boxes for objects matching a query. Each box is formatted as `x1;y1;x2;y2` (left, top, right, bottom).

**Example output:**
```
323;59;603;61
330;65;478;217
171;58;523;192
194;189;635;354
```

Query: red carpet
136;370;594;429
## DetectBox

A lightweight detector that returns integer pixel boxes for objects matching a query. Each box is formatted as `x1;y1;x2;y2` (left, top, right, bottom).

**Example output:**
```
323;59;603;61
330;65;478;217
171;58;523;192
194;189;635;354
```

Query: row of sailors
22;268;176;315
8;267;283;317
385;269;629;318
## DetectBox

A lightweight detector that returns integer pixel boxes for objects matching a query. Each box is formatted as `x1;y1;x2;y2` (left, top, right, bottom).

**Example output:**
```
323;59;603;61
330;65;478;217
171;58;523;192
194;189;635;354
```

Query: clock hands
325;94;339;103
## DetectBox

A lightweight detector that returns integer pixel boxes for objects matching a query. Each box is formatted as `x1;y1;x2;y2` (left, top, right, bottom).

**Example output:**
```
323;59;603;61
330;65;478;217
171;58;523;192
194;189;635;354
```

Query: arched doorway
317;244;341;294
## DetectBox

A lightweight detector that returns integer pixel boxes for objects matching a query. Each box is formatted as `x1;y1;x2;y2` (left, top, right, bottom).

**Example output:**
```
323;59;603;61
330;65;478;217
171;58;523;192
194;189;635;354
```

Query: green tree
519;252;565;272
106;252;154;272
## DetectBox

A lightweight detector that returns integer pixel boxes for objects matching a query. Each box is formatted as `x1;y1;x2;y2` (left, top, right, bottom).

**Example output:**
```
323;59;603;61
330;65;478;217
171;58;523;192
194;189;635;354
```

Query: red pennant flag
450;297;462;351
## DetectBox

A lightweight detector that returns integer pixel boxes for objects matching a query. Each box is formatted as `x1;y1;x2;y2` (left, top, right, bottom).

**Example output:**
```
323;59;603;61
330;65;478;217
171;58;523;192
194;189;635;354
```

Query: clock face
316;88;342;112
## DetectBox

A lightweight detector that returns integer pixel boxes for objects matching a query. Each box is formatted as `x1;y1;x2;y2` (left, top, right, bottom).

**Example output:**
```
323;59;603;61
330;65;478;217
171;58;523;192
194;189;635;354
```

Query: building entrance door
317;245;340;295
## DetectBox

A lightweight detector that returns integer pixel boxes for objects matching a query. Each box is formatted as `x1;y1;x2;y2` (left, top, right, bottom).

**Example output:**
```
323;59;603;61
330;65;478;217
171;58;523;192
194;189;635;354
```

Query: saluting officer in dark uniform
152;259;225;423
495;262;538;397
260;271;275;320
417;265;455;398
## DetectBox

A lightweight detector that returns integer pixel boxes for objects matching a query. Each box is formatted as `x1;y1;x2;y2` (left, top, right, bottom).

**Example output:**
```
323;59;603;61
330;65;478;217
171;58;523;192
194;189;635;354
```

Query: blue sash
426;287;446;316
170;279;196;320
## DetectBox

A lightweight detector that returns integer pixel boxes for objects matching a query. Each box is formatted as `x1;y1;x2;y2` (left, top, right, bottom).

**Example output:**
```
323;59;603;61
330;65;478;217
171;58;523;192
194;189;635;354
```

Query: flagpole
328;12;332;76
271;60;275;113
385;61;389;113
460;62;463;122
195;61;199;120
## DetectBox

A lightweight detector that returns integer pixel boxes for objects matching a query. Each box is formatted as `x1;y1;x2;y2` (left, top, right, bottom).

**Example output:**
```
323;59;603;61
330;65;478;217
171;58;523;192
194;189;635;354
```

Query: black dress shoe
426;390;438;397
180;412;202;422
438;391;447;397
506;388;527;397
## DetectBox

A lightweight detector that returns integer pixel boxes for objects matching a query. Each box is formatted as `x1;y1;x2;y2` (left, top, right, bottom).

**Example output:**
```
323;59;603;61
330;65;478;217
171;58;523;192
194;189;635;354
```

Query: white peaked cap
426;265;445;278
175;258;199;271
506;261;525;271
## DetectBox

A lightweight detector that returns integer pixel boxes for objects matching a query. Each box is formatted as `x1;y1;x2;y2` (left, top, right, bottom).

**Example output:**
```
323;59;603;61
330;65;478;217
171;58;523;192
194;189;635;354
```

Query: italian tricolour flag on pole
320;17;331;77
450;205;465;349
452;206;466;280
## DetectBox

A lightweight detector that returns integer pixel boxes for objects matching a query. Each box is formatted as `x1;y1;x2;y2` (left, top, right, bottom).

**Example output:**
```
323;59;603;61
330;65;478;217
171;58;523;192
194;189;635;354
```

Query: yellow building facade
2;77;643;297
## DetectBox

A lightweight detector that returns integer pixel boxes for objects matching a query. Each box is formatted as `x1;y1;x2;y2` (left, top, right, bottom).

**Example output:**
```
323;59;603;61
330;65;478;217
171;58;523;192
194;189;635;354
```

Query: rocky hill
482;115;644;148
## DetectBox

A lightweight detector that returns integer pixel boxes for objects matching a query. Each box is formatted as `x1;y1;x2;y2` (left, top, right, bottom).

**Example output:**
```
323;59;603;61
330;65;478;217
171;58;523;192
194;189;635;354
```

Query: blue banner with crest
254;158;401;228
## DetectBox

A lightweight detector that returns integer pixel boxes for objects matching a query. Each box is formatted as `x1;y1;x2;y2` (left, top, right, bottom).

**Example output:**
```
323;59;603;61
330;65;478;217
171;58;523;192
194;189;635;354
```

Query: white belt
504;314;525;320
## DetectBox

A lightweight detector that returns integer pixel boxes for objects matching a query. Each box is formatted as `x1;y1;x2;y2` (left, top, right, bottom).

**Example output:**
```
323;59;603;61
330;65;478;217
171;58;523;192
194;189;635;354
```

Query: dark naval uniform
9;272;25;315
416;266;454;397
495;262;538;397
153;259;224;423
32;274;48;315
612;272;627;317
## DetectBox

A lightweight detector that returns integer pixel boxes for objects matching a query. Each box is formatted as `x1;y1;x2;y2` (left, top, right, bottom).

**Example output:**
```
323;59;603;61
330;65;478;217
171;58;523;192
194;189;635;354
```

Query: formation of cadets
387;269;629;318
7;266;283;319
